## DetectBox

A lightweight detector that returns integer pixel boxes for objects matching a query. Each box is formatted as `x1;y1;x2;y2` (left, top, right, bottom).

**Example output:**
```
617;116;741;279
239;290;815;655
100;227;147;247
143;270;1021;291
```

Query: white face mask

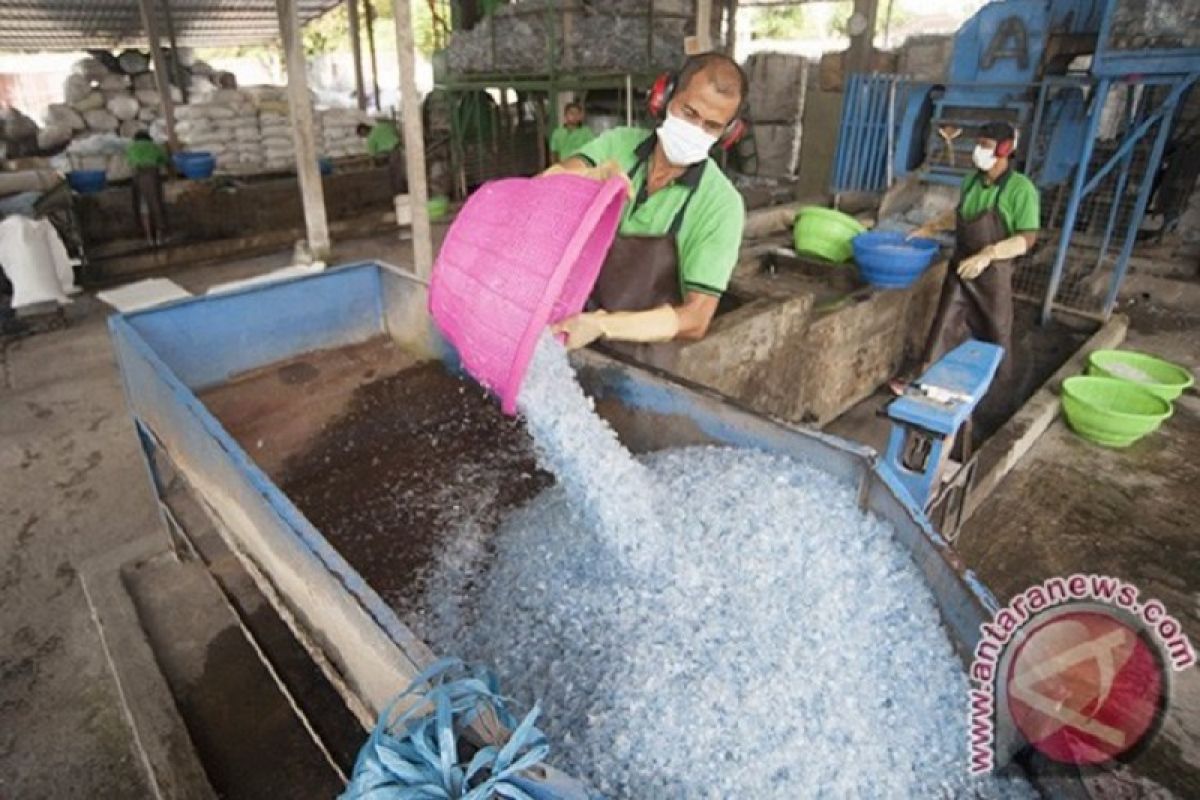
972;144;998;172
658;111;719;166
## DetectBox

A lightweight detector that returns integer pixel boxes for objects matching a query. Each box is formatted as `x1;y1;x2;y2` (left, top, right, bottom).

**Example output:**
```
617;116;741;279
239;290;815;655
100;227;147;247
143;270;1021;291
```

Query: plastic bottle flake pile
414;335;1033;799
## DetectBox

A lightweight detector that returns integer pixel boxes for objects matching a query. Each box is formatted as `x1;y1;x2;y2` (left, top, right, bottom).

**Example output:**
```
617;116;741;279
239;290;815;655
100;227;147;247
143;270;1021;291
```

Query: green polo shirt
959;169;1040;235
549;124;595;160
366;121;400;156
576;127;745;297
126;139;167;169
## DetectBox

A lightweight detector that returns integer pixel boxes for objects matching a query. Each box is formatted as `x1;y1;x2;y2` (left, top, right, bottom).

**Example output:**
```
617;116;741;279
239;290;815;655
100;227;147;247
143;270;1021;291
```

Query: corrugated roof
1;1;344;52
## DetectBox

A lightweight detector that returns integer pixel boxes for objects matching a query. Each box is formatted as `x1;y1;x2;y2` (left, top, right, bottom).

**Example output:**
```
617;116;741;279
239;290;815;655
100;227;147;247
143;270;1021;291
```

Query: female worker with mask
905;120;1040;424
545;53;748;365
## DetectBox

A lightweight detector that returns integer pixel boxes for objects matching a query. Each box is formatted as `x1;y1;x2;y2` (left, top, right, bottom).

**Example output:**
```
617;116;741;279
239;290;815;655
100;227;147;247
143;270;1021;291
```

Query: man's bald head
676;53;748;110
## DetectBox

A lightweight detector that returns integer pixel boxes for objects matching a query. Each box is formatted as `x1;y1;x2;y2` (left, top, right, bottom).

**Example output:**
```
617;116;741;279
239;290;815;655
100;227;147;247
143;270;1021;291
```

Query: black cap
978;121;1016;142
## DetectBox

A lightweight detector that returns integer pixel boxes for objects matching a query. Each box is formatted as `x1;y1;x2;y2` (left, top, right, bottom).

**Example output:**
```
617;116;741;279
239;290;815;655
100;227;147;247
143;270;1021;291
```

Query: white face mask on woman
658;111;719;166
972;144;998;172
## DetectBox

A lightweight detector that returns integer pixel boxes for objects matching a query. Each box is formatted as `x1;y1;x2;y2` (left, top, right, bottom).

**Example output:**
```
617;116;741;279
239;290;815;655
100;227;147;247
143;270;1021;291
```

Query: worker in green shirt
546;53;748;364
906;120;1040;422
357;119;407;196
549;102;595;164
126;131;169;245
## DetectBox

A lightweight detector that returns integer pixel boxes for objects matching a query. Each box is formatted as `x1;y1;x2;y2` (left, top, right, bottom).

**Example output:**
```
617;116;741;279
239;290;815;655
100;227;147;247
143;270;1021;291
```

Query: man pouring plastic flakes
902;120;1041;430
545;53;748;367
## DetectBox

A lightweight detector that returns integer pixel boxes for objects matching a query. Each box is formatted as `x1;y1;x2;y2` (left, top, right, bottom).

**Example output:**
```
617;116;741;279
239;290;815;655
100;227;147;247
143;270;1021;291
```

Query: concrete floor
0;232;414;798
1;231;1197;796
957;299;1200;797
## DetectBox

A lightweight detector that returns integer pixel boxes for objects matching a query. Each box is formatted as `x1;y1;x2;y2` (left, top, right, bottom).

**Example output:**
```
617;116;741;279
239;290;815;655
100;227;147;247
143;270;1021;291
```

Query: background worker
125;131;169;245
907;120;1040;426
549;102;595;164
547;53;748;364
357;118;407;197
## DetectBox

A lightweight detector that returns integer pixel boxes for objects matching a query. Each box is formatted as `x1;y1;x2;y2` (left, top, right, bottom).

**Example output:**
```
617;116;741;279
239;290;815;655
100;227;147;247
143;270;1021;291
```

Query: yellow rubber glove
957;235;1030;280
985;234;1032;261
956;251;992;280
554;305;679;350
541;159;633;198
555;310;609;350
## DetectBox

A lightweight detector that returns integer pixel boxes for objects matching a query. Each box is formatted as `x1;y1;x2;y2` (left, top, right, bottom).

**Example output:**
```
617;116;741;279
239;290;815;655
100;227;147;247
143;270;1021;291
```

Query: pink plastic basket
429;174;627;414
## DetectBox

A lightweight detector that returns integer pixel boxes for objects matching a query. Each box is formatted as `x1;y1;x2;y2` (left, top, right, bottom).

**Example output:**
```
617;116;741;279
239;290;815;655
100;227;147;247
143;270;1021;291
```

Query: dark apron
131;166;167;238
922;170;1017;427
387;147;408;196
588;158;700;369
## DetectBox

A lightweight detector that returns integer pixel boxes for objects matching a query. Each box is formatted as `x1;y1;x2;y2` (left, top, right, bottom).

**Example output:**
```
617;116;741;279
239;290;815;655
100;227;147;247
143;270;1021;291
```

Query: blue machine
882;340;1005;538
832;0;1199;322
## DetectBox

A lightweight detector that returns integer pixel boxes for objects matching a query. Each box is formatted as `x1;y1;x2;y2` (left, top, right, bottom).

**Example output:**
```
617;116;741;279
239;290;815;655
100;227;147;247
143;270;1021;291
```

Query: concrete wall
78;167;396;246
795;71;843;199
653;255;949;427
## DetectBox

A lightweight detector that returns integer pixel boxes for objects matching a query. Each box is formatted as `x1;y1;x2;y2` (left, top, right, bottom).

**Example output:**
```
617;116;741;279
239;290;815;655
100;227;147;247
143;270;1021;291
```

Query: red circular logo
1006;610;1165;765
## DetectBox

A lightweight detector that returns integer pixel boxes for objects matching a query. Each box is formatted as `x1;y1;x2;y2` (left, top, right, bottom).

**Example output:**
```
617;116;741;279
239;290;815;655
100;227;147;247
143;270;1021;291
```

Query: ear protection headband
994;129;1019;157
647;60;748;151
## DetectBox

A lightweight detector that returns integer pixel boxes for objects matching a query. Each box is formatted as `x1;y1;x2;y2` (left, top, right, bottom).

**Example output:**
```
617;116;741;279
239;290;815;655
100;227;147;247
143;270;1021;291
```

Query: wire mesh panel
1015;79;1192;319
1105;0;1200;52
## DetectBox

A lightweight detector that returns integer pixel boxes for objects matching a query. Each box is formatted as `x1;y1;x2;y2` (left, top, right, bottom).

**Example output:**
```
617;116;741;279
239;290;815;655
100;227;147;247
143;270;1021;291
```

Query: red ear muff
647;72;675;120
719;118;747;150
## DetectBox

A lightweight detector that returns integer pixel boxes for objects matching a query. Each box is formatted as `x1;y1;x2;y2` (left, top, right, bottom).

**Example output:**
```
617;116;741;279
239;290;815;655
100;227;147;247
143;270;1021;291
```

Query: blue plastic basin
66;169;108;194
852;231;940;289
173;151;216;180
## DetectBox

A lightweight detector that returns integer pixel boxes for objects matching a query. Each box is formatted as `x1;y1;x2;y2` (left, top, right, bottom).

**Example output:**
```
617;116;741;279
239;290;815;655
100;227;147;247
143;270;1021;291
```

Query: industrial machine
832;0;1199;321
883;339;1004;539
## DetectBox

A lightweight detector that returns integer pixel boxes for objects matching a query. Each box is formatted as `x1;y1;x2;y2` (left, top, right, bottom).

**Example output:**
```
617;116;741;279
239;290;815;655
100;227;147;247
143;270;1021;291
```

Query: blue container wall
110;262;997;696
125;263;387;390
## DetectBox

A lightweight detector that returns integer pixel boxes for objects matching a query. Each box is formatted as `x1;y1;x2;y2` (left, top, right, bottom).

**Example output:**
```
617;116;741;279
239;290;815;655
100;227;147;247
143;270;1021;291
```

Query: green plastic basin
793;206;866;263
1086;349;1194;402
1061;376;1172;448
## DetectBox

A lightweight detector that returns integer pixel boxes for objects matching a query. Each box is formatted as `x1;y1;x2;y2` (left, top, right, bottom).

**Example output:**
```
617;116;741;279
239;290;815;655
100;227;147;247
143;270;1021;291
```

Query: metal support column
276;0;331;259
347;0;368;110
392;0;434;279
158;0;189;105
137;0;179;152
847;0;881;75
365;0;382;112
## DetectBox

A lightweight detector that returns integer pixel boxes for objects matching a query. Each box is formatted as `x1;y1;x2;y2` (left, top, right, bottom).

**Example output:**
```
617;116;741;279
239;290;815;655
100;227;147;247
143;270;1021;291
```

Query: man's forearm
928;207;957;232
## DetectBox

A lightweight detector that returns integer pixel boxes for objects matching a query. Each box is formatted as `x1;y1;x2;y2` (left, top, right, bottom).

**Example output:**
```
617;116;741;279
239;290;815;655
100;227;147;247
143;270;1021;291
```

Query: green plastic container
1086;349;1194;402
793;206;866;263
427;196;450;221
1061;376;1172;448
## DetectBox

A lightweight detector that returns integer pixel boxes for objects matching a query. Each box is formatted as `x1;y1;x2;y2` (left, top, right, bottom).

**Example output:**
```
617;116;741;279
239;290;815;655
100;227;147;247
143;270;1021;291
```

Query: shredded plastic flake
413;335;1033;798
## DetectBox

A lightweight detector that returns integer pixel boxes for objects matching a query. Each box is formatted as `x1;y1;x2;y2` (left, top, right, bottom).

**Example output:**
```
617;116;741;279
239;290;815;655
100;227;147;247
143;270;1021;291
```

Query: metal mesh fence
1012;83;1170;316
1106;0;1200;52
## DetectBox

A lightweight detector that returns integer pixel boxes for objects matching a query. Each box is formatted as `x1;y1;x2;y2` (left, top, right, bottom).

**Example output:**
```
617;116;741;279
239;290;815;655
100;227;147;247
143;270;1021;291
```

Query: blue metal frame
107;263;1006;703
1040;73;1198;322
882;340;1004;511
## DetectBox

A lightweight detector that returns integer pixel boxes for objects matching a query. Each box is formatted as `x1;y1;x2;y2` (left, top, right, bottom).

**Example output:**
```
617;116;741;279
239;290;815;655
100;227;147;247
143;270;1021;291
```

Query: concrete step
81;527;362;799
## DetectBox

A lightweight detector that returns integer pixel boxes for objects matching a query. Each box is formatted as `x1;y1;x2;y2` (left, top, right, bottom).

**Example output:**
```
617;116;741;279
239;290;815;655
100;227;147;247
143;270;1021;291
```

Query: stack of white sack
48;55;182;152
319;108;371;159
244;85;320;171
